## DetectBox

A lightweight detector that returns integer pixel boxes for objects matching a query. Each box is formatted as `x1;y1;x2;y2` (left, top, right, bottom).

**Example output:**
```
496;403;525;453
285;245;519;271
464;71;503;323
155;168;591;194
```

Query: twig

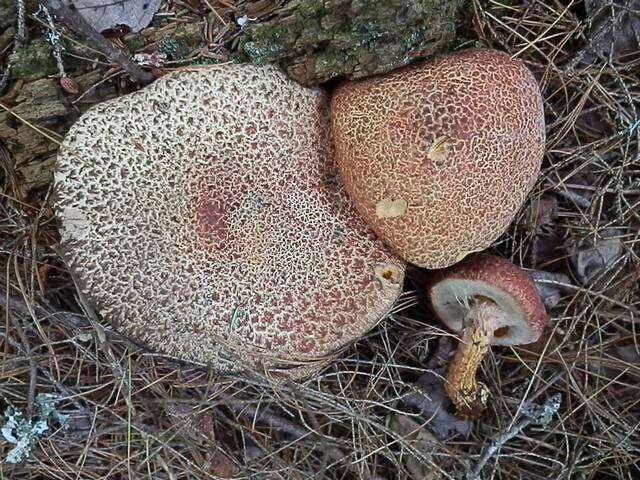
0;0;27;93
217;392;381;480
0;318;89;415
467;394;562;480
0;292;121;345
37;4;67;78
217;392;312;439
43;0;154;84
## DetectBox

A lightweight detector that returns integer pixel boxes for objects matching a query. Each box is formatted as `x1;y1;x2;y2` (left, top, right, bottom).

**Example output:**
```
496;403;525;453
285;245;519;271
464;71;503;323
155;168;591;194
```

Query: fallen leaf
72;0;162;33
527;270;573;308
401;370;472;440
59;76;79;95
584;0;640;62
526;195;558;237
615;344;640;364
243;442;263;463
206;450;240;478
567;229;625;284
426;336;454;370
164;402;215;443
523;195;562;266
63;409;94;441
389;415;438;480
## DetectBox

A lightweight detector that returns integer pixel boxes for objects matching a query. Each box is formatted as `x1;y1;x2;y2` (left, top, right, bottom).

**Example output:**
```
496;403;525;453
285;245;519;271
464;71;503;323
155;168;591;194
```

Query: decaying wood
44;0;154;84
0;17;202;183
0;71;116;167
241;0;469;85
1;0;467;184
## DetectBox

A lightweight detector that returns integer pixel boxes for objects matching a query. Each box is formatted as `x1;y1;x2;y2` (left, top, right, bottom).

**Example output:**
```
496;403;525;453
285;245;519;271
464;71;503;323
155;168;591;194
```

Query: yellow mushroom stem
444;300;503;419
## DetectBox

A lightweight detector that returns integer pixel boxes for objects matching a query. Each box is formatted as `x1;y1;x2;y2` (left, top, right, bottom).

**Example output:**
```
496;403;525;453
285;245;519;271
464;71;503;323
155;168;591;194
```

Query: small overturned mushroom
427;255;548;418
55;64;404;378
331;48;546;268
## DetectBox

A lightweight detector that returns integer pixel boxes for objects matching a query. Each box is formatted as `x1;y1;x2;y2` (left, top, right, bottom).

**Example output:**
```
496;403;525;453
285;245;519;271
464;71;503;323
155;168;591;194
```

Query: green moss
9;39;58;79
298;0;325;16
315;49;343;72
0;0;16;30
252;24;290;44
123;35;148;52
169;25;202;53
230;48;251;64
242;24;291;64
416;0;464;15
238;0;470;84
123;24;203;56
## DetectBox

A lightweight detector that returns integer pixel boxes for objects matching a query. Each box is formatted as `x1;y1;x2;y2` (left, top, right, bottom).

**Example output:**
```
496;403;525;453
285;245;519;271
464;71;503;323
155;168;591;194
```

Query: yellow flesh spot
375;198;408;218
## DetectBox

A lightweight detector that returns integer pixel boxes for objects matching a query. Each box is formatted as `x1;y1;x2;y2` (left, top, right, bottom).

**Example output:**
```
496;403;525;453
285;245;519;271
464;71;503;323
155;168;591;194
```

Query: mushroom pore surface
331;48;546;268
427;255;548;346
55;64;405;377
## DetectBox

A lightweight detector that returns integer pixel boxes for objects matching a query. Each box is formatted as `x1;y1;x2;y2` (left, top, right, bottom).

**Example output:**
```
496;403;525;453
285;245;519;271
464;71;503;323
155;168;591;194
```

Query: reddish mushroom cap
427;255;548;345
331;48;546;268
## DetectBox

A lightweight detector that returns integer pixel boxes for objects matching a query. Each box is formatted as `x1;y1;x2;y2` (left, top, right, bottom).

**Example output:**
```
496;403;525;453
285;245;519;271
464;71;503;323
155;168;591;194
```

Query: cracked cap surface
331;48;546;268
55;64;404;377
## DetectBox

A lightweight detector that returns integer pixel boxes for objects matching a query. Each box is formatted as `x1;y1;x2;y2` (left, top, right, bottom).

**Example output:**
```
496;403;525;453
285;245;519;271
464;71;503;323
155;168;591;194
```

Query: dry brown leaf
390;414;438;480
567;229;625;284
59;77;79;95
72;0;161;33
585;0;640;62
205;450;240;478
402;371;472;440
615;344;640;364
528;270;573;309
526;195;558;237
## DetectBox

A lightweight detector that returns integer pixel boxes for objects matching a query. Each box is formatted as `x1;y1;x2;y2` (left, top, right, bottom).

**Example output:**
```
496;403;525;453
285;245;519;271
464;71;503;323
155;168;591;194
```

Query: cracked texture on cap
55;64;404;376
331;48;546;268
427;255;548;346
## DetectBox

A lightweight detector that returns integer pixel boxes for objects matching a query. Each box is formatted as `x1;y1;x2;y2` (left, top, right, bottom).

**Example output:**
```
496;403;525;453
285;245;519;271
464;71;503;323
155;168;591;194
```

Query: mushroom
426;255;548;418
331;48;546;268
55;64;404;378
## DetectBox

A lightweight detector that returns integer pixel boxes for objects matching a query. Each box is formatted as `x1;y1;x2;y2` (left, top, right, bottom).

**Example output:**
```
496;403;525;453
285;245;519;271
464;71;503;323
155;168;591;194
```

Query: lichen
9;39;58;79
239;0;470;85
0;0;16;30
1;394;68;464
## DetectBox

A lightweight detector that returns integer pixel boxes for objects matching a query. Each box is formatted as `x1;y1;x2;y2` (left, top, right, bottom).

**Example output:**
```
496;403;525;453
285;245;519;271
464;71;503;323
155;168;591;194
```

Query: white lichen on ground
1;394;68;464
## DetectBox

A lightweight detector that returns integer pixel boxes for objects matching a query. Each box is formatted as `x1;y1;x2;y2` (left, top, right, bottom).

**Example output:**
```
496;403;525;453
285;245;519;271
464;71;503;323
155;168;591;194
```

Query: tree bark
241;0;469;85
0;22;202;177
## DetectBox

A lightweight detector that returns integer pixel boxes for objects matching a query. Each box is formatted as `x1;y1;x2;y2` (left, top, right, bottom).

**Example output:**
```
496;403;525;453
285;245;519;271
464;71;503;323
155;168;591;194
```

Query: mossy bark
241;0;469;85
0;22;203;174
2;0;471;172
0;0;17;31
8;39;59;80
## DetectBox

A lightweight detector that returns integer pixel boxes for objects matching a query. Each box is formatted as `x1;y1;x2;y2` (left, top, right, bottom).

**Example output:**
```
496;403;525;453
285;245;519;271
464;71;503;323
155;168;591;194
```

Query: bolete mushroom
426;255;548;418
55;64;404;378
331;48;546;268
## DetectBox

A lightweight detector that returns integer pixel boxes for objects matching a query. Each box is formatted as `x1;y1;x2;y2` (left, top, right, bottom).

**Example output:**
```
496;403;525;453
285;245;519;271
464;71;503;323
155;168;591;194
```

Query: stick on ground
44;0;154;84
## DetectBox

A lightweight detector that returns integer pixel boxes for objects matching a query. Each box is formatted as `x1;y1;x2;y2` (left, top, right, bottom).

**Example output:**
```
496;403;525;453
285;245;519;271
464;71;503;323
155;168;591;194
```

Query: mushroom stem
444;300;502;418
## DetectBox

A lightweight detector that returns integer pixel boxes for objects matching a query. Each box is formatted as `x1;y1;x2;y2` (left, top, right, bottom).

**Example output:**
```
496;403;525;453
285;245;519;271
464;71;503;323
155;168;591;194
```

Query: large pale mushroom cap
55;64;404;377
331;48;546;268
